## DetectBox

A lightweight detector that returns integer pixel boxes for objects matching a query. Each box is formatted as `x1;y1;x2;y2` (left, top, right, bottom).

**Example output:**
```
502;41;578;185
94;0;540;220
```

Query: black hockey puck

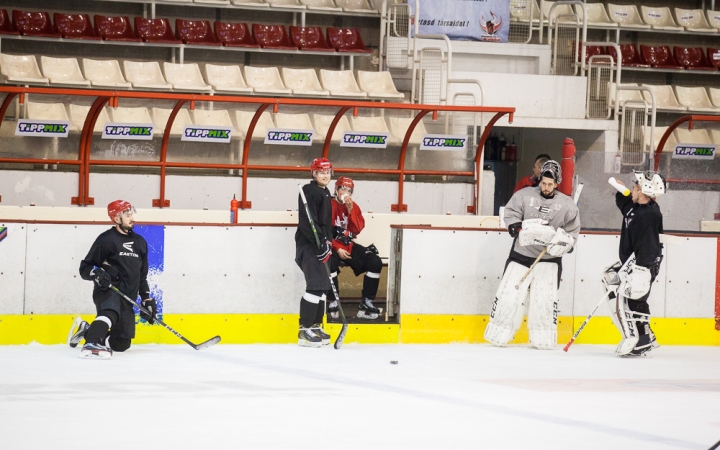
390;360;398;364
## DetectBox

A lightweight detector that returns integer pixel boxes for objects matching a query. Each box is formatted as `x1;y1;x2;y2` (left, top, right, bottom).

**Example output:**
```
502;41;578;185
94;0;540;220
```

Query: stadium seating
162;63;213;92
290;26;335;52
26;102;76;130
267;0;307;9
54;13;101;40
674;128;712;145
335;0;377;13
231;0;270;6
640;45;682;69
82;59;132;88
645;126;676;152
195;0;230;4
350;115;390;135
0;54;48;84
607;45;650;68
68;104;110;133
608;83;645;108
13;10;61;37
301;0;342;11
388;116;428;145
176;19;221;46
134;18;181;44
94;15;141;42
541;1;573;23
511;0;542;24
319;70;367;98
674;8;717;32
575;3;617;27
244;66;292;95
639;6;682;31
583;45;607;64
281;68;330;96
40;56;91;86
110;106;153;126
606;4;651;29
253;24;297;50
274;112;314;133
312;114;352;141
327;28;372;53
204;64;253;94
152;107;193;136
708;88;720;108
233;110;275;138
707;10;720;30
0;10;19;35
192;109;241;137
709;49;720;69
641;84;688;111
356;70;404;100
674;47;716;71
215;22;260;48
673;86;719;112
123;61;172;90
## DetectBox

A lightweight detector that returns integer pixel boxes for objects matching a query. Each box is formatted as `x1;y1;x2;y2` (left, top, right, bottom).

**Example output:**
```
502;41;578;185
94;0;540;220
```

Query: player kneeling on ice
604;171;666;357
484;160;580;349
327;176;383;320
68;200;156;359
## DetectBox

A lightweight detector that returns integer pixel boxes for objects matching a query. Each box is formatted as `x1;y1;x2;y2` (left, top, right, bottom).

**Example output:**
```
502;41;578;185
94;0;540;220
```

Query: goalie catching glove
333;226;356;246
619;265;652;299
547;228;574;257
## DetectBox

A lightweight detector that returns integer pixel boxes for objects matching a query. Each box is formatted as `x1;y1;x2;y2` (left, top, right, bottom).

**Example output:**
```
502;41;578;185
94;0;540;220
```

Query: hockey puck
390;360;398;364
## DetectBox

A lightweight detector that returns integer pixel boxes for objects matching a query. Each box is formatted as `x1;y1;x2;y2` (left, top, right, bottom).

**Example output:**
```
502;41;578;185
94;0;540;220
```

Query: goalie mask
634;171;667;198
540;160;562;184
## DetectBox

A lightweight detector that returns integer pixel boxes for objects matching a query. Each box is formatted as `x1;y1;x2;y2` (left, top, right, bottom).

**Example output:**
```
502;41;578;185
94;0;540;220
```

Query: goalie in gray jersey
484;160;580;349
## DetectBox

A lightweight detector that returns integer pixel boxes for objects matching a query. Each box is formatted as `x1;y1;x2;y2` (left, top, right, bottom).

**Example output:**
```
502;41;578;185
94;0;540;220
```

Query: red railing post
239;103;272;209
152;99;187;208
468;111;512;215
322;106;352;159
74;96;110;206
392;109;432;212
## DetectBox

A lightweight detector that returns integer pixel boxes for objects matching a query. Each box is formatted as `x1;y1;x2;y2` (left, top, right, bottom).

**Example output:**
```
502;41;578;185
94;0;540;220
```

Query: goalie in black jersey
68;200;156;359
603;171;666;357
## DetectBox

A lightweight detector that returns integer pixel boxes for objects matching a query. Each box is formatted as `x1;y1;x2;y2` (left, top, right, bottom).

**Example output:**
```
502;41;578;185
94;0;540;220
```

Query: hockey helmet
335;176;354;193
634;170;667;198
310;157;333;175
107;200;135;221
540;160;562;184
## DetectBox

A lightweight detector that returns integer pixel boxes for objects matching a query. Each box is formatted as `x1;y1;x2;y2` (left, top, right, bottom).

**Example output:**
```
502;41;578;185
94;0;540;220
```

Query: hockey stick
110;285;221;350
563;290;612;352
515;247;547;290
298;184;348;350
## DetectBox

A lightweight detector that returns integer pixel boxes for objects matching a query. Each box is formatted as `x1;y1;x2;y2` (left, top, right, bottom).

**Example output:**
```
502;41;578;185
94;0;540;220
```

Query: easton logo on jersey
120;241;138;258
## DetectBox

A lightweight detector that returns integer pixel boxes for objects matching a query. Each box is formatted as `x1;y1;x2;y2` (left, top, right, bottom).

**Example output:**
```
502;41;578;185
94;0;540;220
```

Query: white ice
1;343;719;449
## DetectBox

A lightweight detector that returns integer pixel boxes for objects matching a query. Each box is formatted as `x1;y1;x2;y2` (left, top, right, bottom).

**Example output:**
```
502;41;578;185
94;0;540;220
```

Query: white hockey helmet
634;170;667;198
540;160;562;184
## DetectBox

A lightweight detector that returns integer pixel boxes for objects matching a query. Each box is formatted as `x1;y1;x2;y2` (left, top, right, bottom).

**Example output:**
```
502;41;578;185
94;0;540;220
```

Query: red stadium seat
583;45;607;64
252;24;297;50
54;13;101;40
290;26;335;52
12;10;60;38
214;22;259;48
674;47;717;71
176;19;221;46
607;44;650;68
640;45;683;69
709;48;720;70
0;10;19;35
134;17;181;44
326;27;372;53
95;15;141;42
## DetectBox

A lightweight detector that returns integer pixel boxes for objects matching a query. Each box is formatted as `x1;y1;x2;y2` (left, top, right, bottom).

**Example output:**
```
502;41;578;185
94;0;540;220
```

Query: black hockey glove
333;226;356;246
140;298;157;324
508;222;522;238
316;239;332;264
91;267;112;290
366;243;379;255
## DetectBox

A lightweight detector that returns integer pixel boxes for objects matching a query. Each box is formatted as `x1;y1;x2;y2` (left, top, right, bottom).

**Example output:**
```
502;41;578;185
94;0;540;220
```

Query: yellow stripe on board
0;314;718;346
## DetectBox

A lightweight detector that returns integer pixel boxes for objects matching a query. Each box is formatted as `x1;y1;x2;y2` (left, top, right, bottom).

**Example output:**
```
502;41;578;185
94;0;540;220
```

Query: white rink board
0;224;27;314
664;237;716;318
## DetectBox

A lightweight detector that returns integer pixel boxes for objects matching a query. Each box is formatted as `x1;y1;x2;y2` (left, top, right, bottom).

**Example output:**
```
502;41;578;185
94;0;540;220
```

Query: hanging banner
672;144;717;160
265;129;314;147
15;120;71;138
410;0;510;43
340;131;391;148
420;134;468;151
181;125;233;143
102;123;155;140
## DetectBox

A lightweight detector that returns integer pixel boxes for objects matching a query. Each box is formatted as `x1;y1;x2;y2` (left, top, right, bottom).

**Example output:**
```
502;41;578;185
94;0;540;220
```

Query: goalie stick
515;247;547;290
110;285;221;350
563;290;612;352
298;184;348;350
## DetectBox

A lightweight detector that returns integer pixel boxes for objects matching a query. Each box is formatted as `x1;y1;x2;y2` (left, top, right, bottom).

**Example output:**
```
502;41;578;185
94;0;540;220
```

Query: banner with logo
102;123;155;140
410;0;510;43
181;125;233;143
340;131;391;149
16;120;71;138
420;134;468;151
265;129;314;147
672;143;717;160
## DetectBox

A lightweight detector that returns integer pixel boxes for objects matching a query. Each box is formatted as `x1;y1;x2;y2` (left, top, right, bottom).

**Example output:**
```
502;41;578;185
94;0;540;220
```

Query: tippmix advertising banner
410;0;510;43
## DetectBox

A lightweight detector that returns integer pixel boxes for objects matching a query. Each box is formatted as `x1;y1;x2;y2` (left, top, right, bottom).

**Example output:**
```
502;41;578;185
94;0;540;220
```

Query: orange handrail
0;86;515;212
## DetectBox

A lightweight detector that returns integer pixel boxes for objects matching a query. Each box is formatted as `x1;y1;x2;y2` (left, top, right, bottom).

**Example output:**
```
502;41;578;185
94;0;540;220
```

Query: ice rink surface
1;343;718;450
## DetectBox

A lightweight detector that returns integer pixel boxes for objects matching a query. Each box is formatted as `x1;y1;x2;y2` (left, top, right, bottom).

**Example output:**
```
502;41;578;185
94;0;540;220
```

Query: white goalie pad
619;265;652;299
484;262;531;346
547;228;574;257
527;262;558;349
608;293;650;355
518;224;556;247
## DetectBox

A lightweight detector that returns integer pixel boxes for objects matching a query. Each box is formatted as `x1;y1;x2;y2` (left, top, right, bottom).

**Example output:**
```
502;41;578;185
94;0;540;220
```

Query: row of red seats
0;9;371;53
586;44;720;71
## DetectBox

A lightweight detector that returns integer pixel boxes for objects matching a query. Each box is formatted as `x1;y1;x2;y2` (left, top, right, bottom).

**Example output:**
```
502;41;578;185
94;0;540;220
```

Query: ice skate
79;342;112;359
328;300;339;320
66;317;89;348
357;298;380;319
312;324;331;345
298;327;323;348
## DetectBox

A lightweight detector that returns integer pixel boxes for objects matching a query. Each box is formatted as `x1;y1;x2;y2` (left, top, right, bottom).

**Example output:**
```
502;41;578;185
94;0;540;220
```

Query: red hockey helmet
335;176;354;193
107;200;134;221
310;157;333;174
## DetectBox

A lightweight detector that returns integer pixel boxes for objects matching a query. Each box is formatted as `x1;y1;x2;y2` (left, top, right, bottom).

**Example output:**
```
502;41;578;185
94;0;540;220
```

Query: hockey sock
300;291;323;329
85;310;119;344
314;299;326;324
361;256;382;300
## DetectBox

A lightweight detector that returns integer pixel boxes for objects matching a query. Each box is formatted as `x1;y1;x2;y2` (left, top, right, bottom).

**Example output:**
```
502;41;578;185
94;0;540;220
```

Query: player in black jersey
68;200;156;359
603;171;666;356
295;157;334;347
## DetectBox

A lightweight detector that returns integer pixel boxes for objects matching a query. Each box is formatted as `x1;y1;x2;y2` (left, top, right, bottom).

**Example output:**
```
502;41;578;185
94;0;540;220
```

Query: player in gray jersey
484;160;580;349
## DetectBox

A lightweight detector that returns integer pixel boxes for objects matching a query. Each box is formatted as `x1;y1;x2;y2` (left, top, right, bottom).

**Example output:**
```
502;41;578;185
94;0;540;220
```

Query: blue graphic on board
410;0;510;43
133;225;164;322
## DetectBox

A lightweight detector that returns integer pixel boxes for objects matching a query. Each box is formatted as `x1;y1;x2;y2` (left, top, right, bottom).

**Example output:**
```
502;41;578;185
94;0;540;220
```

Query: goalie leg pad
484;261;531;346
527;262;559;349
609;294;650;355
